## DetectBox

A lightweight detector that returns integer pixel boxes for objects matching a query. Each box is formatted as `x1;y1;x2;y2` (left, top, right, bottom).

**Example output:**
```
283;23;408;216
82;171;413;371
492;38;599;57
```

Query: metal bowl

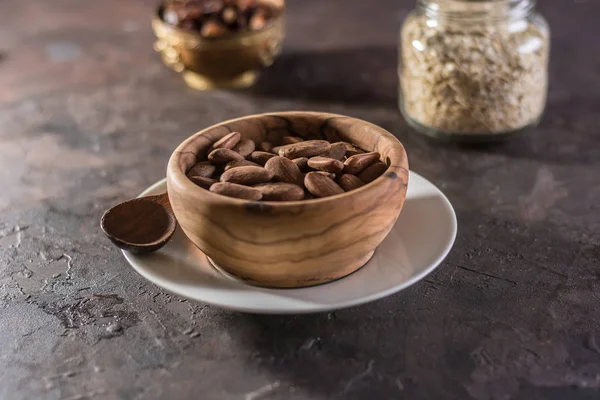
152;0;285;90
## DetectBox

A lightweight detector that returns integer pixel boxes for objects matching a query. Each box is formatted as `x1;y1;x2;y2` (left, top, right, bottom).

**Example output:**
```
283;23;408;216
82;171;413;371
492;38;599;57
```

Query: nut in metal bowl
152;0;285;90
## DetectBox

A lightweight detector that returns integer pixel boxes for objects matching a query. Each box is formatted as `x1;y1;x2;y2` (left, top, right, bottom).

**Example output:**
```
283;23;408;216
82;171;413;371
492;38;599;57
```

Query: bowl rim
167;111;409;208
153;0;285;41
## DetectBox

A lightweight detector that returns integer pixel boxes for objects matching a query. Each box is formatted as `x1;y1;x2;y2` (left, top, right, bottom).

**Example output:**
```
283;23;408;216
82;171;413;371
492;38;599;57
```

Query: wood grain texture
167;112;409;288
100;193;177;254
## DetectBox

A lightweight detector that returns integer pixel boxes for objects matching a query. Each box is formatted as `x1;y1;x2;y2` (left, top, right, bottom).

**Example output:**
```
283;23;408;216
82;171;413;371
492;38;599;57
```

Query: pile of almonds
186;132;388;201
161;0;272;37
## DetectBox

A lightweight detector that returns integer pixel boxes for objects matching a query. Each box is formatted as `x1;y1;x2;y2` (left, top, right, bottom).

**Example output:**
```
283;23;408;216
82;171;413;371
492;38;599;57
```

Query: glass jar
398;0;550;141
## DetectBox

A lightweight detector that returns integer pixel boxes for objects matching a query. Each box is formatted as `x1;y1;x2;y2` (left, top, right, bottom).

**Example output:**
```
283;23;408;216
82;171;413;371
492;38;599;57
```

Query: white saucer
123;172;457;314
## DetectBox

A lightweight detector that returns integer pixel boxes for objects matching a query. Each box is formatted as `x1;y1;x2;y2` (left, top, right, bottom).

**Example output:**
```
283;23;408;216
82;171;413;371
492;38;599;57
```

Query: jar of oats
399;0;550;140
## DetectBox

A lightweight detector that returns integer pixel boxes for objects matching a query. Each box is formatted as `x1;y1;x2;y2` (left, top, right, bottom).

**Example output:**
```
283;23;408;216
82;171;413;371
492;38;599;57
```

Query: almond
224;159;260;171
212;131;241;150
312;171;336;179
221;6;237;24
258;141;273;153
271;146;283;155
307;156;344;173
304;172;344;198
342;142;365;156
337;174;365;191
358;161;387;183
249;12;267;30
264;156;303;186
210;182;263;200
232;139;255;157
249;151;276;166
343;152;381;175
189;175;218;189
220;166;274;185
281;136;304;145
292;157;309;171
254;183;305;201
326;142;347;160
208;148;244;164
201;20;228;38
187;161;216;178
278;140;331;159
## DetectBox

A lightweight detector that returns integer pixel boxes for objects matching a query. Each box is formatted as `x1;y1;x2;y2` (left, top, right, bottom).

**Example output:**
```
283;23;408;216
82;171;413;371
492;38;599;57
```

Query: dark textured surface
1;0;599;399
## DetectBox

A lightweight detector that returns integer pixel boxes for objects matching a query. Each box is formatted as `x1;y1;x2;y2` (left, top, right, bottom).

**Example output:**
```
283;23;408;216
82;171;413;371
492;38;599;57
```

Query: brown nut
281;136;304;145
178;19;198;31
258;141;273;153
358;161;388;183
343;152;381;175
212;131;241;150
224;159;260;171
292;157;309;171
237;0;256;12
326;142;347;160
232;139;255;157
220;166;274;185
337;174;365;192
183;1;203;20
221;6;237;24
249;12;267;30
208;148;245;163
342;142;365;157
264;156;304;186
189;175;218;189
278;140;331;159
254;183;305;201
210;182;263;200
300;171;335;180
201;19;228;38
202;0;223;13
312;171;336;179
187;161;216;178
271;146;283;155
249;151;276;166
307;156;344;173
304;172;344;198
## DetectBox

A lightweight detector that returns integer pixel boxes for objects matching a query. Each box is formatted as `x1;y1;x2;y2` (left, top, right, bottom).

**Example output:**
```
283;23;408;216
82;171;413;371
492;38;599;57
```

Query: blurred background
0;0;597;210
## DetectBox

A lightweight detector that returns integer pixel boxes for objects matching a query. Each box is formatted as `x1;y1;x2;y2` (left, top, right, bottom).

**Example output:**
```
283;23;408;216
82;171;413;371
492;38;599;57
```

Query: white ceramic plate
123;172;457;314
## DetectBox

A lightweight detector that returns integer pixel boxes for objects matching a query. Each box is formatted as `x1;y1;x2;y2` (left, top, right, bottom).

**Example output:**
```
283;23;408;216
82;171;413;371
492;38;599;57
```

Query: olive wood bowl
166;112;409;288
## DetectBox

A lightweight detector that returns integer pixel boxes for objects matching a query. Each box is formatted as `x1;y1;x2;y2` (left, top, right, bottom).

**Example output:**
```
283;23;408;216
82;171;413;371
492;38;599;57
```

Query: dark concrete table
1;0;599;399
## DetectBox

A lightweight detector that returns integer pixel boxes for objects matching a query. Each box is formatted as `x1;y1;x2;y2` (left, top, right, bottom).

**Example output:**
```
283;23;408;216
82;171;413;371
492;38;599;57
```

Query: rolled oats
399;12;549;135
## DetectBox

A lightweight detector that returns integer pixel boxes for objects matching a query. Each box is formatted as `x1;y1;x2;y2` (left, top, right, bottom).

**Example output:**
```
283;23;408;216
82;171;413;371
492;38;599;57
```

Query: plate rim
122;171;457;314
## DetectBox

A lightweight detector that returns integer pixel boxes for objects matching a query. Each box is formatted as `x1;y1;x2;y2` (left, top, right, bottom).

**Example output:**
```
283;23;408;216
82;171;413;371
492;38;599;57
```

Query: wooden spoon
100;192;177;254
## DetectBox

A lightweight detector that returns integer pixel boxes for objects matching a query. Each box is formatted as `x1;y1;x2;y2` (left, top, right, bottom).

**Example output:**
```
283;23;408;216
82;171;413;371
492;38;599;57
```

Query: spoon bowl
100;193;176;254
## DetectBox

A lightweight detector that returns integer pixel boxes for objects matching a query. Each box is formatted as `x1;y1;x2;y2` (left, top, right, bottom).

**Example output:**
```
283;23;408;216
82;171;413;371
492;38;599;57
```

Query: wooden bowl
152;0;285;90
166;112;409;288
